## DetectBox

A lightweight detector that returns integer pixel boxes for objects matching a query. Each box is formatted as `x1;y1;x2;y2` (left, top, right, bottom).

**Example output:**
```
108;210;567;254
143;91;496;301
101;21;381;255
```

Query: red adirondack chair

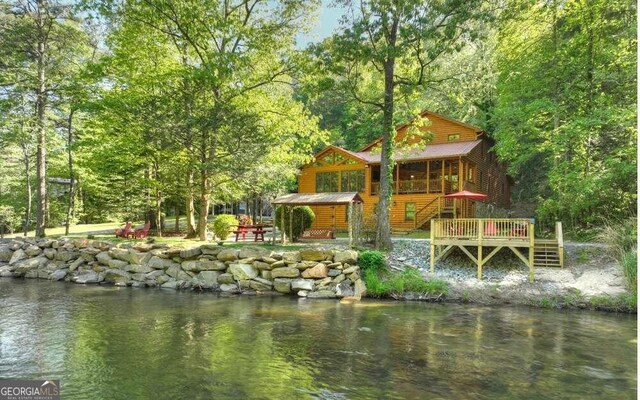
115;222;132;238
133;222;151;239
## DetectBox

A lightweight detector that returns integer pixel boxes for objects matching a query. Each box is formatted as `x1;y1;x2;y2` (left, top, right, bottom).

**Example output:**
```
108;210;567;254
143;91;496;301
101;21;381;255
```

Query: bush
599;218;637;293
210;214;239;241
361;213;377;243
0;205;20;236
274;206;315;242
363;268;448;298
359;250;386;272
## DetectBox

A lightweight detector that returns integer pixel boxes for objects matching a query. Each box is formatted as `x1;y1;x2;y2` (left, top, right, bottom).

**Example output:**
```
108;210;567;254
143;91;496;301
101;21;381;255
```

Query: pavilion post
280;205;285;244
288;205;294;242
271;206;276;244
348;201;354;248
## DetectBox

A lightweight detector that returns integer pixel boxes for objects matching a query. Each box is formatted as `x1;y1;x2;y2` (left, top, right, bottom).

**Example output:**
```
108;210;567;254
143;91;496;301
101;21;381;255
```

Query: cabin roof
358;110;483;152
272;192;364;205
355;139;482;163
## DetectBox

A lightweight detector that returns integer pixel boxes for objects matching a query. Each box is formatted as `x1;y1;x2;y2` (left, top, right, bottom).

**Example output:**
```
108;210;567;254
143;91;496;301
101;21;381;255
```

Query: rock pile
0;238;366;299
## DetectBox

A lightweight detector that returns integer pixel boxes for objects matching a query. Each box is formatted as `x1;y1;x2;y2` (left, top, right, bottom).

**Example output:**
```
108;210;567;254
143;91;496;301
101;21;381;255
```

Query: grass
363;268;448;299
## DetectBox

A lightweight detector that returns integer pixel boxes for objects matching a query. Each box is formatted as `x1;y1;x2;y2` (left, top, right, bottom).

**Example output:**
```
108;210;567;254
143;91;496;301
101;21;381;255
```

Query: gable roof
358;110;483;152
272;192;364;205
355;140;482;163
312;145;367;163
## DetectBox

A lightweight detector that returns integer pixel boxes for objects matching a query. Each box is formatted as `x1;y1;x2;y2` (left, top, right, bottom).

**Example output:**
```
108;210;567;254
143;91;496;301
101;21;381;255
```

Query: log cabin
297;110;512;231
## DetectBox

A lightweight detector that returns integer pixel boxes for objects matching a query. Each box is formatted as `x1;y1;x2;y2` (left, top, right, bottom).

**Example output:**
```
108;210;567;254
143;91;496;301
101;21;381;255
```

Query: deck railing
432;218;534;241
370;180;453;195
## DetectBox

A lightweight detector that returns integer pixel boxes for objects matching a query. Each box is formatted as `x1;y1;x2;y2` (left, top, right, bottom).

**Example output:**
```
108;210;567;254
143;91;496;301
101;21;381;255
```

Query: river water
0;280;636;399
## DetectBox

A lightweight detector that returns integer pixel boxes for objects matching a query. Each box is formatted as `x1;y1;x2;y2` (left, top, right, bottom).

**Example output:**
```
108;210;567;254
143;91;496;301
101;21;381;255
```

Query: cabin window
448;134;460;141
405;203;416;221
321;153;335;165
467;165;475;183
344;159;357;165
341;170;365;192
316;172;339;192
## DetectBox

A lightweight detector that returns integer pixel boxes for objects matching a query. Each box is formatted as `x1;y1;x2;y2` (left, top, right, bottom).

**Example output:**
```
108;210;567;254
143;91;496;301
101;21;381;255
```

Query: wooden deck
429;219;564;281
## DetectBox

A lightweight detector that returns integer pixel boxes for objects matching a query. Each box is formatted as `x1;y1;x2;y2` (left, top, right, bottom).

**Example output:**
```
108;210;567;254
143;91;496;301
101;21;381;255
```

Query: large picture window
341;170;365;192
316;172;339;192
405;203;416;221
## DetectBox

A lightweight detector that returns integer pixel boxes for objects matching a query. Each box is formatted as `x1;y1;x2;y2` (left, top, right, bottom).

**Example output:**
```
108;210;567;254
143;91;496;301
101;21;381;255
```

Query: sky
296;1;348;48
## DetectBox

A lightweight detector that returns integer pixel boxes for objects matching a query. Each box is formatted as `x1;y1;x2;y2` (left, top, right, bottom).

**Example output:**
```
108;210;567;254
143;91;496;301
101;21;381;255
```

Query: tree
493;0;637;230
0;0;91;236
327;0;489;249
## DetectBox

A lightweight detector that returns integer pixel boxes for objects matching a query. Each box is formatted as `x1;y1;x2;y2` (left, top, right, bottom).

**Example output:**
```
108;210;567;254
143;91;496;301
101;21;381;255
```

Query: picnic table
232;224;268;242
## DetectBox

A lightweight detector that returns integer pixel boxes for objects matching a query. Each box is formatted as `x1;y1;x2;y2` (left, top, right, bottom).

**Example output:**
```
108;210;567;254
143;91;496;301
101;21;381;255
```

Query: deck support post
528;219;535;282
430;219;435;273
477;219;484;280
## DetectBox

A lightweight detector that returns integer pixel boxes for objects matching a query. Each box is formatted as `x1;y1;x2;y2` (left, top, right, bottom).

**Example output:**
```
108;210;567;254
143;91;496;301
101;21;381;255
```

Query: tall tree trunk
154;159;162;237
65;109;75;236
35;0;47;237
174;203;180;233
185;170;197;237
21;143;31;236
198;170;209;241
376;15;400;251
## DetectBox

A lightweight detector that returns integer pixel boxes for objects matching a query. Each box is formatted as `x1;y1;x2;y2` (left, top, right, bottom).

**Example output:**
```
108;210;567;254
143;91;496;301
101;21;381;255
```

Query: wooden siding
297;112;511;230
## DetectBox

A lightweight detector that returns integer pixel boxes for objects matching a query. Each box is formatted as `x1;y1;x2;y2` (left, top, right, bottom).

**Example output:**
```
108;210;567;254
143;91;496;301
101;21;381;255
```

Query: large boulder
24;245;42;257
228;263;258;280
73;271;102;284
0;265;14;277
270;267;300;279
166;265;181;278
191;271;221;288
249;277;273;291
307;290;337;299
49;270;67;281
299;249;330;262
282;251;301;264
68;258;84;272
95;251;112;266
301;263;328;279
128;250;151;265
335;282;355;298
217;273;235;284
334;250;358;264
181;260;200;272
198;259;227;271
273;278;292;293
126;264;154;274
254;261;272;271
108;259;128;270
180;247;202;259
109;248;131;262
220;283;239;293
13;257;47;275
148;256;168;269
55;250;77;262
239;247;270;259
217;249;239;262
291;279;314;291
103;269;131;283
354;279;367;297
0;246;13;262
43;248;57;260
8;249;27;265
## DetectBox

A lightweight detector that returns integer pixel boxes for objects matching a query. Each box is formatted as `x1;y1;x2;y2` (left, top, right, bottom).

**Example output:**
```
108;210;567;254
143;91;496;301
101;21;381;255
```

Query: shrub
210;214;239;241
363;268;448;298
361;213;377;243
363;269;387;297
359;250;386;272
274;206;315;242
599;218;637;293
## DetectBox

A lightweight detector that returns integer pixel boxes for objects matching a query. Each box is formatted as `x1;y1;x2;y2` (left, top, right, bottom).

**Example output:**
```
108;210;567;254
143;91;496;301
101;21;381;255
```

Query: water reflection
0;280;636;399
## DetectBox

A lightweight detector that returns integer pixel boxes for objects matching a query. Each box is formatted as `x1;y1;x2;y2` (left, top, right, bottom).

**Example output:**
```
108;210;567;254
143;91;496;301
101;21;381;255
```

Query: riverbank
0;237;634;313
386;240;635;312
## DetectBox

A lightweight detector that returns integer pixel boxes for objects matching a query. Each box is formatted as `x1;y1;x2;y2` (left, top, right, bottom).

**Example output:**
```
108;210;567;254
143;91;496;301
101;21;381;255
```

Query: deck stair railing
414;196;455;229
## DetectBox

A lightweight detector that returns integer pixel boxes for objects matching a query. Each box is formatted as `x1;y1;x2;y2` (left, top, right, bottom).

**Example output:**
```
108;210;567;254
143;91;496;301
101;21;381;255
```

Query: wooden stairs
533;239;563;268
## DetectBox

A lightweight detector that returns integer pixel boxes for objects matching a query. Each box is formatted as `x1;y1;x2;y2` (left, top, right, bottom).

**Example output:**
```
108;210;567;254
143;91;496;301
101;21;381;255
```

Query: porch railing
370;180;453;195
432;218;534;241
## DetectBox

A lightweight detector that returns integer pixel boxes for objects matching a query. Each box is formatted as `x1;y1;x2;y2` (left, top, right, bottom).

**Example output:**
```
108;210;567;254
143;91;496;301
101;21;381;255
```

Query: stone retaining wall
0;238;366;299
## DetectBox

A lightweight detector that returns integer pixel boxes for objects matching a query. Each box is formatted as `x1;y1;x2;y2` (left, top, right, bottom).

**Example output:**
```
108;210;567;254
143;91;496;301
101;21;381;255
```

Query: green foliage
0;205;20;235
493;0;637;228
274;206;315;242
363;268;448;298
589;293;637;313
210;215;239;241
599;218;637;292
358;250;386;272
